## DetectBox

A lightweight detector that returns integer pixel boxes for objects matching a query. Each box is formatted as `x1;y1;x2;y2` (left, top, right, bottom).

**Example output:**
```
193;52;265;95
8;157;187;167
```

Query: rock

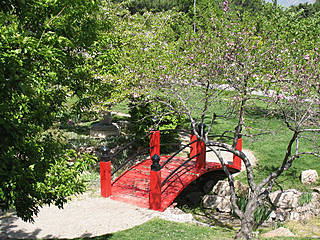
211;180;248;196
160;207;195;223
216;196;232;213
203;195;219;209
301;169;318;185
313;187;320;194
269;189;301;209
267;190;320;223
202;195;232;213
212;180;230;197
234;180;249;196
289;212;300;221
202;180;248;213
262;227;295;238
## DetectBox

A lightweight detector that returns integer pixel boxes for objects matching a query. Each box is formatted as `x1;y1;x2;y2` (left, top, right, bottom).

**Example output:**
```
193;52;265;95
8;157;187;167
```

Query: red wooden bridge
100;131;242;211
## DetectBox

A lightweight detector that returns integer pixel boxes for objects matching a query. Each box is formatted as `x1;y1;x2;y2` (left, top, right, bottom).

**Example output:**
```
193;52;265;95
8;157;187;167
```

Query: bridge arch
100;130;241;211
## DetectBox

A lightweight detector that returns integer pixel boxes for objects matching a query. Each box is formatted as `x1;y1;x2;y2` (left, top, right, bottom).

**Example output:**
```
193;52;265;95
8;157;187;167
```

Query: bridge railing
99;132;153;198
149;130;243;210
149;130;205;210
99;128;242;210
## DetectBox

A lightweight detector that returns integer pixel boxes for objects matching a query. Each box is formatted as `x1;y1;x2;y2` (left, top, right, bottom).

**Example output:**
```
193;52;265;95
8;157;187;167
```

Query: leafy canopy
0;0;120;221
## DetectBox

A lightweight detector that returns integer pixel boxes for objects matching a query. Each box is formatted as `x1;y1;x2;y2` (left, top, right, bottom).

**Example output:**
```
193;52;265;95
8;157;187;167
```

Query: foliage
129;95;186;152
288;1;320;18
298;192;313;206
233;193;272;231
116;0;194;14
230;0;265;13
0;0;119;221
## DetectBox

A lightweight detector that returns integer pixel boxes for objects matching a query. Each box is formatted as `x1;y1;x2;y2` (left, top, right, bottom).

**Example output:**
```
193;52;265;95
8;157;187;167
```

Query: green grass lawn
76;218;235;240
72;218;318;240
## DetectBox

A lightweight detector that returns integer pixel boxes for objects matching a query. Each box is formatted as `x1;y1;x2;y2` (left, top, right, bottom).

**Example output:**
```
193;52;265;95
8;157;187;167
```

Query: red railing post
100;146;112;197
191;123;206;170
150;154;161;210
190;134;198;159
196;139;206;170
150;130;160;160
232;137;242;170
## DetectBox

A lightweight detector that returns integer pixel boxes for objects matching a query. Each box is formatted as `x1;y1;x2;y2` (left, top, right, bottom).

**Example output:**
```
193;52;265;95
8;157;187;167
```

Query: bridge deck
110;156;238;211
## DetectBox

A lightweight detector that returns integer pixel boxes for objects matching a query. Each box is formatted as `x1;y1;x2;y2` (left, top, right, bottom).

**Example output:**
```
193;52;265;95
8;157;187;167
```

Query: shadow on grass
73;233;113;240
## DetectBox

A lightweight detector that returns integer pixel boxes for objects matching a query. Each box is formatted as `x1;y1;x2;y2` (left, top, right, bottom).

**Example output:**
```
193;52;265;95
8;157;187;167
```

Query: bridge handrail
111;146;150;176
108;128;186;176
161;153;200;187
159;139;200;170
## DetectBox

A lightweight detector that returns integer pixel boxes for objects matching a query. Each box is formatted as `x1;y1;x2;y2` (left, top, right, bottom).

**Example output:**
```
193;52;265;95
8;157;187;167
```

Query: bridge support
190;134;206;170
100;146;112;198
150;130;160;160
197;140;206;169
150;154;161;210
232;138;242;170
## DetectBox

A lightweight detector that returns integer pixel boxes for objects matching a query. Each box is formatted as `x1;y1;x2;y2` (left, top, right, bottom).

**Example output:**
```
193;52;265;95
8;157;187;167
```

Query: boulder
203;195;219;209
301;170;318;185
211;180;248;196
269;189;301;209
202;180;248;213
211;180;230;196
202;195;232;213
268;190;320;223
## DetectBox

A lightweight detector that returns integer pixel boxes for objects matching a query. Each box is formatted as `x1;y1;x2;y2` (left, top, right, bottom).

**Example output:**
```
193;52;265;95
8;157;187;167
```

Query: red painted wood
149;170;161;210
100;161;111;197
110;155;240;211
232;138;242;171
150;131;160;160
190;134;198;159
196;140;206;170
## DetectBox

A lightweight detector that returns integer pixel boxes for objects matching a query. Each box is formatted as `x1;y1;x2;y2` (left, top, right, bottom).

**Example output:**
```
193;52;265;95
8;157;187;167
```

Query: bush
128;95;187;153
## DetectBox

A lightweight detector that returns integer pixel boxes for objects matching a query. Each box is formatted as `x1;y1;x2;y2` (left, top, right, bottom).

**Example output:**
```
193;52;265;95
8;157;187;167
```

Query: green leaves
0;0;117;221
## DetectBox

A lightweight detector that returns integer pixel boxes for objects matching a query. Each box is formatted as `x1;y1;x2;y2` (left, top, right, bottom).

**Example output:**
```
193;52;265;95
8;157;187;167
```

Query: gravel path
0;193;204;239
0;195;160;239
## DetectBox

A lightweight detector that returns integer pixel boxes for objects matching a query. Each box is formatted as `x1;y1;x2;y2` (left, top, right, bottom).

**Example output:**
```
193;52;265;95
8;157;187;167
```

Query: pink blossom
304;54;310;60
223;0;229;12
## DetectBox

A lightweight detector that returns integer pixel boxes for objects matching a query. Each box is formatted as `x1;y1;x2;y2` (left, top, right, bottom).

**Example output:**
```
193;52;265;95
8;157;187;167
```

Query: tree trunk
234;199;257;239
235;218;254;239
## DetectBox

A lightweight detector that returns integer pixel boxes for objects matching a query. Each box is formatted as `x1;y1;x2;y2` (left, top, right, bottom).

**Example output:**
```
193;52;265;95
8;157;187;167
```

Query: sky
265;0;316;7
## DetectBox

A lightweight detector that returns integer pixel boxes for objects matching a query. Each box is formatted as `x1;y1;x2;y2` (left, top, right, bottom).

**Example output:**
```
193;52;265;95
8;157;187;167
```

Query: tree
0;0;119;221
114;0;194;14
124;2;319;239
